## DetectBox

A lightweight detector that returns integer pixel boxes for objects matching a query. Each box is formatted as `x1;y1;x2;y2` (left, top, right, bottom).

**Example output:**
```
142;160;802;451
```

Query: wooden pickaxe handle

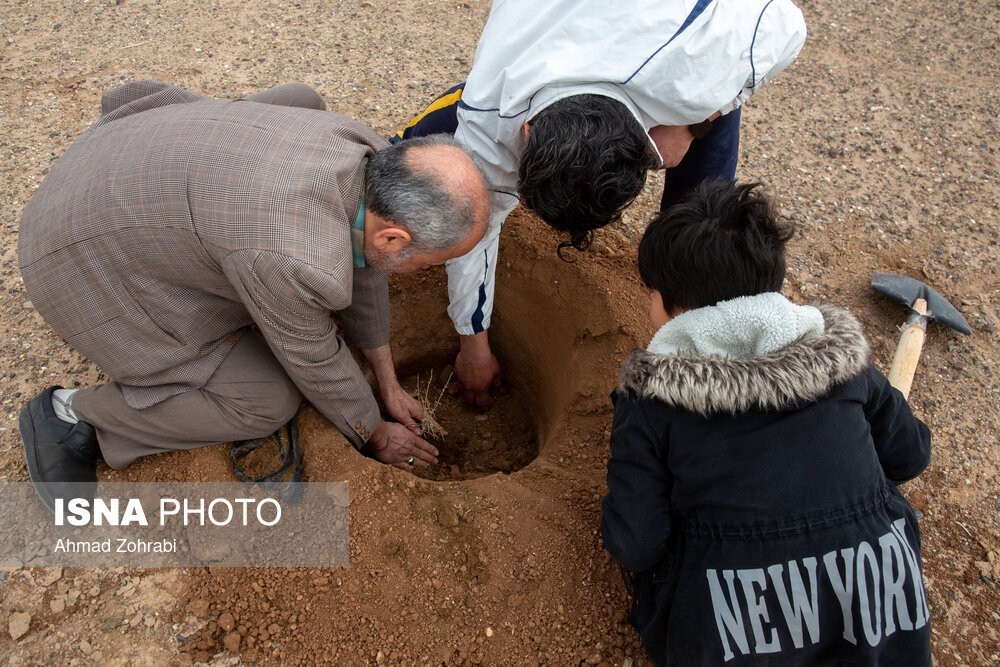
887;298;928;399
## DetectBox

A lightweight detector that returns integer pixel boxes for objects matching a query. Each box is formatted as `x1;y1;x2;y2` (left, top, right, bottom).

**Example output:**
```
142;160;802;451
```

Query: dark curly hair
517;94;658;254
638;180;795;314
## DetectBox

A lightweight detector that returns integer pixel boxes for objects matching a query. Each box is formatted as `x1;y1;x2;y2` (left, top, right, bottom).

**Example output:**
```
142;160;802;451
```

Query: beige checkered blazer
19;81;391;445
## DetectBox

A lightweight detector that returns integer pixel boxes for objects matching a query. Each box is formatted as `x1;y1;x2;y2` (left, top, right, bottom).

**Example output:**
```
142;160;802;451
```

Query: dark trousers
660;106;741;211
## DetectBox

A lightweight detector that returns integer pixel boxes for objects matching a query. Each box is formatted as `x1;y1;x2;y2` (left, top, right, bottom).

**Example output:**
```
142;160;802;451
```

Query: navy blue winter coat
601;304;932;666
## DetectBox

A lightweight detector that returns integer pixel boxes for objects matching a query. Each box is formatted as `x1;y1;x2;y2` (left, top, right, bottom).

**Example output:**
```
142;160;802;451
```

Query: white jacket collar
647;293;825;358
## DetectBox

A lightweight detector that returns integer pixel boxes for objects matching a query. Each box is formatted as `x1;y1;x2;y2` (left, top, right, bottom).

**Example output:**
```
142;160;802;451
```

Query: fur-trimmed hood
617;302;870;416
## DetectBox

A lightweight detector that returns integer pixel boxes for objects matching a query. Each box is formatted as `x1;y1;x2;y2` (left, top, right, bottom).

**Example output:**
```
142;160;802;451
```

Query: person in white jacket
392;0;807;407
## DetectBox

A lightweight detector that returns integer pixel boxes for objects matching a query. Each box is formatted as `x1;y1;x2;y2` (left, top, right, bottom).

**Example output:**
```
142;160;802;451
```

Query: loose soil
0;1;997;666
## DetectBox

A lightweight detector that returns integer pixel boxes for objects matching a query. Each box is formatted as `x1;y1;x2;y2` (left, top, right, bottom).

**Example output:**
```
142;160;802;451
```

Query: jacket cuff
341;396;382;449
453;319;491;337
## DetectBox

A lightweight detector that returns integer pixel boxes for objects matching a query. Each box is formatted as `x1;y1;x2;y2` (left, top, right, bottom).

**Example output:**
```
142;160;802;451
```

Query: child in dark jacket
601;181;932;666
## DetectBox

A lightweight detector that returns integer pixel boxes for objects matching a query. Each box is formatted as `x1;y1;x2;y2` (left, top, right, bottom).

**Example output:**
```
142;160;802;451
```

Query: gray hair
364;134;489;254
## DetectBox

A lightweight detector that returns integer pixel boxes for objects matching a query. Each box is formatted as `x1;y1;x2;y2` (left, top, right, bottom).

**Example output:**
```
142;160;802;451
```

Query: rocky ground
0;0;997;665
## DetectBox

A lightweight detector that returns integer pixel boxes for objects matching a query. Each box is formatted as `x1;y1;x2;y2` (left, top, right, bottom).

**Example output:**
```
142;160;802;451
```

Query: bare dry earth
0;0;997;665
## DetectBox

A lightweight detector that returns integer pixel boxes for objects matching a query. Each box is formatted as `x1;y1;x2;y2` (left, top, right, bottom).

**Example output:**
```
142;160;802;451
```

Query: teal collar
351;196;366;269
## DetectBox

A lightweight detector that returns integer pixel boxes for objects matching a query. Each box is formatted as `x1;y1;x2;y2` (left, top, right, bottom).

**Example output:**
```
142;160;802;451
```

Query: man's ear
370;223;413;251
520;122;532;142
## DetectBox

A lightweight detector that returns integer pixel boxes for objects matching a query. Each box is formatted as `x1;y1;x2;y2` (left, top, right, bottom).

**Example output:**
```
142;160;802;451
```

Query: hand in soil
455;333;501;410
378;380;425;433
368;420;439;468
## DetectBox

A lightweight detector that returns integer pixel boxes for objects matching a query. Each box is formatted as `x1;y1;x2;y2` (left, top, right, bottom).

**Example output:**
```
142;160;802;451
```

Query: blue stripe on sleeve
470;249;490;334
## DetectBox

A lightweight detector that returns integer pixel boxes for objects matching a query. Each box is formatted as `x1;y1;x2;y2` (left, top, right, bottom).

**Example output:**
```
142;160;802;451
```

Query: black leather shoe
18;386;99;512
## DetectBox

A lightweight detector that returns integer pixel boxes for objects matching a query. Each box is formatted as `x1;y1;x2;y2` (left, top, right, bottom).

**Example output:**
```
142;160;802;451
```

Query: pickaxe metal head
871;272;971;399
872;272;971;335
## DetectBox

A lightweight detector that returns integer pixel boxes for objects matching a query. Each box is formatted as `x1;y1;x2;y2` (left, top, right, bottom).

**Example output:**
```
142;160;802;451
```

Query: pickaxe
871;272;971;399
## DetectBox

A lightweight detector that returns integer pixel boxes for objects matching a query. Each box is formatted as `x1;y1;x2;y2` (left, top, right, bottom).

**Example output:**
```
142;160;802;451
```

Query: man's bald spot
404;144;490;230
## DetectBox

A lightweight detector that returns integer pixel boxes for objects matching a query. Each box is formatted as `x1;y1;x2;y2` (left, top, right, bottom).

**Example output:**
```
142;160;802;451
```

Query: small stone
99;617;121;631
39;567;63;586
22;301;33;310
485;627;494;638
376;650;386;665
79;640;92;655
223;632;241;653
8;612;30;640
50;598;66;614
218;612;236;632
438;506;460;527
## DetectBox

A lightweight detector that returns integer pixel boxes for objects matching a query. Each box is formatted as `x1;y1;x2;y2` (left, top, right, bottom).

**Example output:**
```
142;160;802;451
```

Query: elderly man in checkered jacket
17;81;489;509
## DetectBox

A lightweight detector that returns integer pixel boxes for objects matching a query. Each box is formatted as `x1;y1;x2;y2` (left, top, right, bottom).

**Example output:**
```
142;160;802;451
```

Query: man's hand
362;343;427;434
379;380;426;435
648;125;696;170
367;420;439;468
649;113;722;170
455;331;501;410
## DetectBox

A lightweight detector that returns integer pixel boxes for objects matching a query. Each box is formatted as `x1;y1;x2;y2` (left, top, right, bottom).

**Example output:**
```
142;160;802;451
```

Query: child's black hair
637;180;795;314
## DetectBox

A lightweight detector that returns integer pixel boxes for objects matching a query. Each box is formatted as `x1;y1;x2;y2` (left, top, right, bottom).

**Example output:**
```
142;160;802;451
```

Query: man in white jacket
393;0;807;407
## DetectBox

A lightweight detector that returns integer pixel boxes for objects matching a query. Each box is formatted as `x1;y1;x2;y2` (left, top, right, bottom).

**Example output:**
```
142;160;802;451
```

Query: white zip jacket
446;0;807;335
